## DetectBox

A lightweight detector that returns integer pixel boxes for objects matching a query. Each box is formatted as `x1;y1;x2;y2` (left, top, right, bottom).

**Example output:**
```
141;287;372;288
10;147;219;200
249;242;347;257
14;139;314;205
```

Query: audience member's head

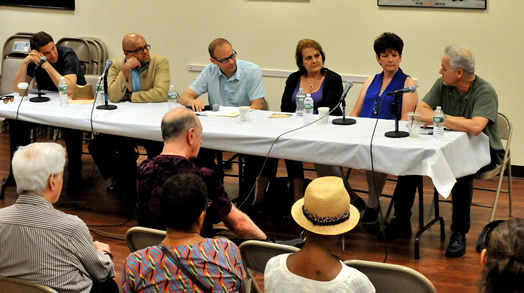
30;31;54;51
291;176;359;240
161;108;202;158
161;108;199;142
295;39;326;75
373;32;404;56
444;44;475;75
160;173;208;232
478;218;524;293
12;142;66;195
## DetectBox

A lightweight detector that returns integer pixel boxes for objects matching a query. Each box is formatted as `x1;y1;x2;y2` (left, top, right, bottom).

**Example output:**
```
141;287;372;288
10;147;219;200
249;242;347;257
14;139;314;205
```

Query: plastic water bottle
296;88;305;116
433;106;445;139
96;77;104;105
168;85;179;111
58;77;68;106
303;94;314;125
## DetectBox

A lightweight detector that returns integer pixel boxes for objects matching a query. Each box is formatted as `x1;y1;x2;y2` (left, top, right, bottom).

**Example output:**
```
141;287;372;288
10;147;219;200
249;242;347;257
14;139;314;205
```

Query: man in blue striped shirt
0;142;118;293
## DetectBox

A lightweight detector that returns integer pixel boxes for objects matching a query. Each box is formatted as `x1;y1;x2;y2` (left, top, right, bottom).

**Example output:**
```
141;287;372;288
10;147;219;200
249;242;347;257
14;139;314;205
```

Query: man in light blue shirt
180;38;266;210
180;38;266;111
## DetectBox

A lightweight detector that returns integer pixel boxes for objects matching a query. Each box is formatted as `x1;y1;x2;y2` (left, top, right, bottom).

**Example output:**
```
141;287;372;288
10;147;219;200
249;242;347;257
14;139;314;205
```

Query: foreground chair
239;240;299;293
125;226;166;252
344;260;436;293
0;275;57;293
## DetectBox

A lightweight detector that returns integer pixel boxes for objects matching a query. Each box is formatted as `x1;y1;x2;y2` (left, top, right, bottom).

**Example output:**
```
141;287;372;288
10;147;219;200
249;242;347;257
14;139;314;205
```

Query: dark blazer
280;68;343;116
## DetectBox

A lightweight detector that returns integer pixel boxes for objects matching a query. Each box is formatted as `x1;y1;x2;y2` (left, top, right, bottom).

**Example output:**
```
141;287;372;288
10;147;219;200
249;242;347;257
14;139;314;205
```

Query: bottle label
58;86;67;92
168;93;179;101
296;96;304;103
304;103;313;110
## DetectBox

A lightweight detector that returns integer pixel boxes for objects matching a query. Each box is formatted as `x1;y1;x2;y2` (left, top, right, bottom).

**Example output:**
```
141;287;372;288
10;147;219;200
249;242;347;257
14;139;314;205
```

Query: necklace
307;78;314;89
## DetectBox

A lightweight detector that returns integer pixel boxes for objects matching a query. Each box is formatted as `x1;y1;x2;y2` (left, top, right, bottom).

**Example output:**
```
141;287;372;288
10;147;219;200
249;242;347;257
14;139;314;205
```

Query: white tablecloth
0;93;491;197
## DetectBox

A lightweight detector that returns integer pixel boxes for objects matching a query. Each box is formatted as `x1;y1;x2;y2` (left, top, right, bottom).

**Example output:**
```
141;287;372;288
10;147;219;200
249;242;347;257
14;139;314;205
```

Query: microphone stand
332;81;356;125
26;66;49;103
332;100;356;125
384;92;408;138
29;88;50;103
96;70;117;110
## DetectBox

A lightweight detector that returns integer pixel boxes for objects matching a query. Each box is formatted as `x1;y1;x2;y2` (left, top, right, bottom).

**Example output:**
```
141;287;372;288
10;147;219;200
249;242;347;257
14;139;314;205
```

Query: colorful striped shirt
121;238;246;292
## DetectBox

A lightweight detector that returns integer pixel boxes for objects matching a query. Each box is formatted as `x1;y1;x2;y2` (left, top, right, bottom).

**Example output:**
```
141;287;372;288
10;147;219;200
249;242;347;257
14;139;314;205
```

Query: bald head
208;38;231;58
122;33;146;50
161;108;200;142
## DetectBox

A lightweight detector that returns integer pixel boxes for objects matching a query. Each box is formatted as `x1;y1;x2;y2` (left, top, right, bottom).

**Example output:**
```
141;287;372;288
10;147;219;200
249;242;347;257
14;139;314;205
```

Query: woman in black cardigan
254;40;365;215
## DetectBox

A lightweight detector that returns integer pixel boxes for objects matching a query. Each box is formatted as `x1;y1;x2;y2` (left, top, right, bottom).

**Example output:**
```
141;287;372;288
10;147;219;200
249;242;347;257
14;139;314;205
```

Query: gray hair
444;45;475;75
12;143;66;194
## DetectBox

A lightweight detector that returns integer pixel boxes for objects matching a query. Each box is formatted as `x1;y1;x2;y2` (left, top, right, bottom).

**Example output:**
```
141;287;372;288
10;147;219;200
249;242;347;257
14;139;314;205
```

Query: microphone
101;59;113;77
338;80;354;102
385;85;416;96
35;56;47;69
332;80;356;126
96;59;117;110
186;104;220;111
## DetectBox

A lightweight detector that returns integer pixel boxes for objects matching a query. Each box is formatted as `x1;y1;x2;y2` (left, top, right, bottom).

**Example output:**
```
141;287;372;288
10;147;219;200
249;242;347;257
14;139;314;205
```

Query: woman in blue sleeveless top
350;32;418;224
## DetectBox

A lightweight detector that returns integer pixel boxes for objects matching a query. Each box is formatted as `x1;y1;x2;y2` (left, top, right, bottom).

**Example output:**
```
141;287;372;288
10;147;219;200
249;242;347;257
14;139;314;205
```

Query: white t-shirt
264;253;375;293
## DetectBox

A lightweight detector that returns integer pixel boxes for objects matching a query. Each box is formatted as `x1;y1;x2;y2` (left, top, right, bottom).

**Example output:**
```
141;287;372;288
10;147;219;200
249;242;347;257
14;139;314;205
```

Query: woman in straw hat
264;176;375;292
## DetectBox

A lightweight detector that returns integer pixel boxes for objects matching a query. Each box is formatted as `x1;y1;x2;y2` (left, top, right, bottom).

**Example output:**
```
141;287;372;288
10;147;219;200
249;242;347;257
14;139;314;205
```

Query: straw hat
291;176;360;235
69;84;94;100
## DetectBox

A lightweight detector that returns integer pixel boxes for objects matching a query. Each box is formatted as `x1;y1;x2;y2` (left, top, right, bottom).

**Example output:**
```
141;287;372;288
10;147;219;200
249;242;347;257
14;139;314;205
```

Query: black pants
393;153;498;234
90;278;119;293
260;158;304;179
89;134;162;198
9;119;83;175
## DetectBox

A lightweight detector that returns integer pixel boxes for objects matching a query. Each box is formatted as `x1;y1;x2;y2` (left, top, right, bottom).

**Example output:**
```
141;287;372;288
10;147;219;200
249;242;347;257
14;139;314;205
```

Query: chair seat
474;164;502;180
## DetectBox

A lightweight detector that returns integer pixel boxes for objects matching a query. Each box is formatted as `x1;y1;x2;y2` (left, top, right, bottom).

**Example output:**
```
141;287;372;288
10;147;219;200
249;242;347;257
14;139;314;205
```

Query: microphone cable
89;77;103;134
367;94;391;263
15;68;38;121
236;99;343;210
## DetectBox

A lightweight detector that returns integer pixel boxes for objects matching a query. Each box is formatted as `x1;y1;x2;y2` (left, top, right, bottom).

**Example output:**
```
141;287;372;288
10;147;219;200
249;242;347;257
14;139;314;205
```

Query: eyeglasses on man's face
214;50;237;64
124;44;151;54
1;95;14;104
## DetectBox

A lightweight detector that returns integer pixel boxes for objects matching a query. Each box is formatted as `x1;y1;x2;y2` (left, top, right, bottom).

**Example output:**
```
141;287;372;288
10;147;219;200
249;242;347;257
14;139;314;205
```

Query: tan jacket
107;53;170;103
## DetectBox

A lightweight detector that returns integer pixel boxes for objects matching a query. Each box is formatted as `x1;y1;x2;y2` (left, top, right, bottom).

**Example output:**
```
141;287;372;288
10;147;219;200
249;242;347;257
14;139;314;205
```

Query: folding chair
438;112;513;222
239;240;299;293
125;226;166;252
344;260;436;293
0;275;57;293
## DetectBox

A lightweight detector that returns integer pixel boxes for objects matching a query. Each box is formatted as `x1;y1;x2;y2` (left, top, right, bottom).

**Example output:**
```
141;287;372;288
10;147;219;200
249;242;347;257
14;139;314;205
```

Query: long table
0;92;491;197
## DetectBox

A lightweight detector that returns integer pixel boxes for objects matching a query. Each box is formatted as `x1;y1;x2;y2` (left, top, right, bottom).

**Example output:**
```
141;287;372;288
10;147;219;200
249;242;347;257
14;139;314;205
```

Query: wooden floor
0;129;521;292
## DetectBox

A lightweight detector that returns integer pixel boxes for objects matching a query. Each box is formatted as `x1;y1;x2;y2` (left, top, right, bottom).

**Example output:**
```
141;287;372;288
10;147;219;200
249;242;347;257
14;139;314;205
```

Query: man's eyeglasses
1;95;14;104
213;50;237;64
124;44;151;54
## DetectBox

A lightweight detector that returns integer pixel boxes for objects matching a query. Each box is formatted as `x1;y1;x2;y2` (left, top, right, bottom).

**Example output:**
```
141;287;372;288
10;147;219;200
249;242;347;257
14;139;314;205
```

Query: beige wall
1;0;522;164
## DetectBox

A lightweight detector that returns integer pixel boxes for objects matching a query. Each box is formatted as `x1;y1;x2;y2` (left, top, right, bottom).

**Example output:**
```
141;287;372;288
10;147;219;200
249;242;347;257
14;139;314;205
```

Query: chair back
239;240;299;293
1;56;25;95
125;226;166;252
344;260;436;293
56;38;92;75
0;275;57;293
497;112;512;152
85;74;102;95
